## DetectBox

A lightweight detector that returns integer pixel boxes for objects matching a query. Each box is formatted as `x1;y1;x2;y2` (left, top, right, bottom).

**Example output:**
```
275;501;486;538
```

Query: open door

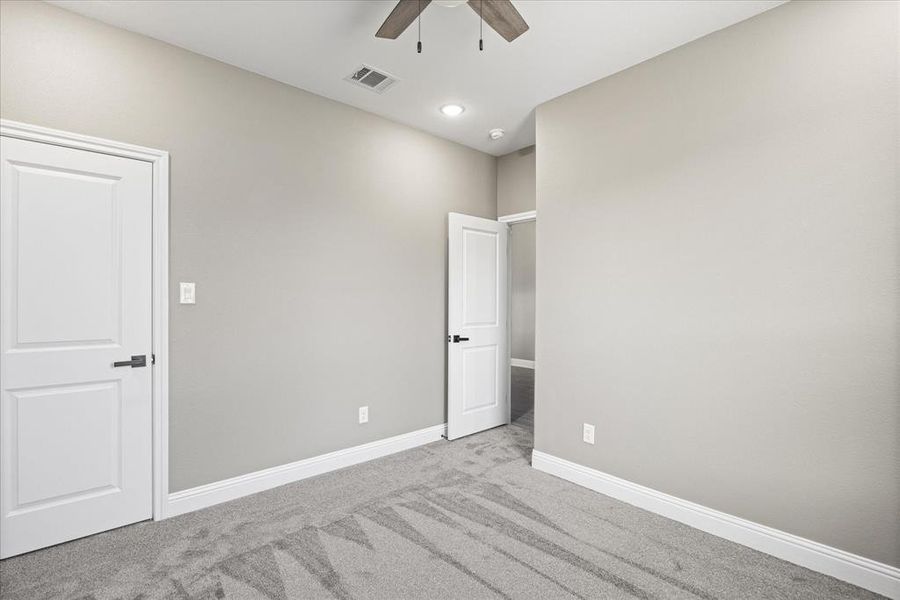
447;213;509;440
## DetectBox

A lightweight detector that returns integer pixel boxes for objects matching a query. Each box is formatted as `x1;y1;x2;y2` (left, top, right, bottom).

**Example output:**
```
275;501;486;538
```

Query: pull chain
417;0;422;53
479;0;483;51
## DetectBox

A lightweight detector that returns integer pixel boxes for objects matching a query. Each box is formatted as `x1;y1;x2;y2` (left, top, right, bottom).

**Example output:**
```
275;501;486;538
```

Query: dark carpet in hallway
510;365;534;431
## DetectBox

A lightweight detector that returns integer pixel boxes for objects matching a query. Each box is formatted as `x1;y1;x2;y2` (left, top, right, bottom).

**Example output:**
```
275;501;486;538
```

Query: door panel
448;213;508;440
9;381;122;510
12;163;121;346
0;136;153;558
462;345;498;412
462;228;499;327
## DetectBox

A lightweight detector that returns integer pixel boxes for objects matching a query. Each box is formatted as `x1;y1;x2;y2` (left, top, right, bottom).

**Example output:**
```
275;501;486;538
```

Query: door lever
451;335;470;343
113;355;147;368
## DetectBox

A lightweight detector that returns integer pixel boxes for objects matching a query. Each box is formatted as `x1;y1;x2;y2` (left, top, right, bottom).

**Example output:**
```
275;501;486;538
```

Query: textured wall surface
1;0;497;492
535;0;899;566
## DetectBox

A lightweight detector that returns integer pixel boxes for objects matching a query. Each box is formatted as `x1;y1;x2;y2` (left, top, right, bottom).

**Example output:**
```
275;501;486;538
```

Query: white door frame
0;119;170;521
499;209;537;428
498;210;536;225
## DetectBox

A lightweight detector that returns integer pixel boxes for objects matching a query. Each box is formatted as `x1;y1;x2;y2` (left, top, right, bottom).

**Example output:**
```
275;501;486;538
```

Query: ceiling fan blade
467;0;529;42
376;0;432;39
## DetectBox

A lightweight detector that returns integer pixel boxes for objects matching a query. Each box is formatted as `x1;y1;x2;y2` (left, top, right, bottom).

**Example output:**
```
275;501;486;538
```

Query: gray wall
535;0;899;567
497;145;535;215
510;221;535;361
0;0;497;492
499;147;536;362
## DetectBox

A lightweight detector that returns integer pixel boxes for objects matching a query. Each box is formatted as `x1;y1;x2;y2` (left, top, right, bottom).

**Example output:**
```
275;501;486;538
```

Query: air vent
345;65;398;94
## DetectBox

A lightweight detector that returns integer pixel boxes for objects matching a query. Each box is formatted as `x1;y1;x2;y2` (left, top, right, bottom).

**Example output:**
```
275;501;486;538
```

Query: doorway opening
504;212;535;435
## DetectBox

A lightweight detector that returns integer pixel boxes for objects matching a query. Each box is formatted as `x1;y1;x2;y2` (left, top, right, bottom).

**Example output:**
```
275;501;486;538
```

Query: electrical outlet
359;406;369;424
583;423;595;445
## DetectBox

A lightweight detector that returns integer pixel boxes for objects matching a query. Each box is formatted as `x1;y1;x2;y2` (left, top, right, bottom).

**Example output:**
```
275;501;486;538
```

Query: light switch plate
359;406;369;424
180;282;196;304
583;423;595;445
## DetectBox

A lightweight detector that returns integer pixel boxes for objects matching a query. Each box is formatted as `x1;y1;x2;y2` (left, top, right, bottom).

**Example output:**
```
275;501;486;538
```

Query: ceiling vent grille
345;65;398;94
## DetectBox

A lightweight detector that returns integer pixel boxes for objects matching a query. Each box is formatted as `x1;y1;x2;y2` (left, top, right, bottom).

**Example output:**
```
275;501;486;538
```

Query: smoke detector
488;128;505;140
345;65;399;94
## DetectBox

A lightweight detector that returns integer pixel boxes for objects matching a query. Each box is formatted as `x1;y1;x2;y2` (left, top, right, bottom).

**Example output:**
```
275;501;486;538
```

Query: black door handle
451;335;470;343
113;355;147;368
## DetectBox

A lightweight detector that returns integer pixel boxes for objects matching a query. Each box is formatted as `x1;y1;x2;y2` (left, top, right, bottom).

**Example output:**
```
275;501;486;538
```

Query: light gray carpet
0;419;883;600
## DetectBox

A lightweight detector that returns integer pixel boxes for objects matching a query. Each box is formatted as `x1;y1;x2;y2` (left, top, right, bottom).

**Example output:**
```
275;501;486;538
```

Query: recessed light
440;104;465;117
488;128;505;140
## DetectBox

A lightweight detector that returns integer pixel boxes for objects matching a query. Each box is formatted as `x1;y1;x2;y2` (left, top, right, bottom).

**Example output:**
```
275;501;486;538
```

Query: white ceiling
50;0;784;156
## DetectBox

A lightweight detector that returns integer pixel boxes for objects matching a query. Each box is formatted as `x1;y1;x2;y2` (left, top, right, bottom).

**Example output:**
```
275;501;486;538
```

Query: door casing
0;119;171;522
498;209;536;424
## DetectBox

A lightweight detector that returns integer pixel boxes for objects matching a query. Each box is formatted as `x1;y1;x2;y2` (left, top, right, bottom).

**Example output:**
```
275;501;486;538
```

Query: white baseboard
510;358;535;369
531;450;900;599
165;424;446;519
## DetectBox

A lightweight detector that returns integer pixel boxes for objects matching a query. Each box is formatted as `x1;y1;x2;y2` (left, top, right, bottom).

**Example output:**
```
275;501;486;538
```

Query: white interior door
447;213;509;440
0;136;153;558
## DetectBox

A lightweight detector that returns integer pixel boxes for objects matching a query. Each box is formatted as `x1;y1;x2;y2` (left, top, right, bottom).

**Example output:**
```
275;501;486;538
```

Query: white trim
532;450;900;599
498;210;536;224
150;149;170;520
166;423;447;518
510;358;535;369
0;120;171;522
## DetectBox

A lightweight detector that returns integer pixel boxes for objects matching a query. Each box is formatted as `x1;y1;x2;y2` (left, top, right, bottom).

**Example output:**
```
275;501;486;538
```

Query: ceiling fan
376;0;529;50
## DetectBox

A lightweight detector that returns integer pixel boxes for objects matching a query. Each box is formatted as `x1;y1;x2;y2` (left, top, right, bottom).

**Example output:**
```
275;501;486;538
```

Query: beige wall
535;0;899;567
499;146;537;361
497;145;535;215
510;221;535;361
0;0;497;492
